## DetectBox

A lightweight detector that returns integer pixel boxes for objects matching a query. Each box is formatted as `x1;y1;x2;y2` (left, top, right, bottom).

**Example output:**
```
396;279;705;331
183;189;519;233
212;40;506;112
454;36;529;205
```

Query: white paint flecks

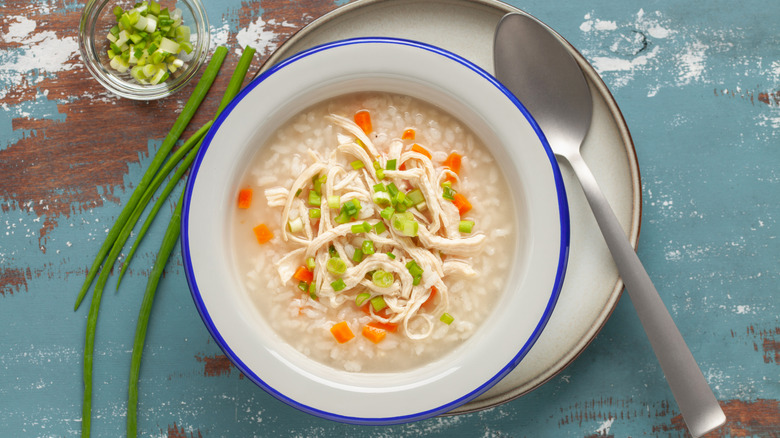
675;40;708;85
595;417;615;435
0;16;79;100
235;17;296;56
580;13;618;32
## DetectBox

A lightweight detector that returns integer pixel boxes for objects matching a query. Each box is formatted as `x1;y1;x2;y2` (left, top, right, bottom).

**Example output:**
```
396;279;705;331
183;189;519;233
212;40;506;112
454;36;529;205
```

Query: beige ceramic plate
259;0;641;413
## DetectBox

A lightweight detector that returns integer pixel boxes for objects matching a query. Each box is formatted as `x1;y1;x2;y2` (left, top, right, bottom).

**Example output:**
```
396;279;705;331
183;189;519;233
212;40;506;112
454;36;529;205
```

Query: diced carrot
402;129;416;140
422;286;437;309
330;321;355;344
253;223;274;244
368;320;398;333
442;152;462;175
237;188;253;209
292;265;313;284
398;162;407;171
443;171;458;185
411;143;432;159
354;110;372;135
362;324;387;344
452;193;472;215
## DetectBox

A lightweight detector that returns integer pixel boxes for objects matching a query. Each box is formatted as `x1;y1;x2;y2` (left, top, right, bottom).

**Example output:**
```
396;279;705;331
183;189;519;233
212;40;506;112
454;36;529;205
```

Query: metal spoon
494;12;725;438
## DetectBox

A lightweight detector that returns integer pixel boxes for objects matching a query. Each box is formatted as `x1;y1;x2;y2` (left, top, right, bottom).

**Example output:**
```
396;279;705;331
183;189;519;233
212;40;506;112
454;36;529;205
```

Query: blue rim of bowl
181;36;570;425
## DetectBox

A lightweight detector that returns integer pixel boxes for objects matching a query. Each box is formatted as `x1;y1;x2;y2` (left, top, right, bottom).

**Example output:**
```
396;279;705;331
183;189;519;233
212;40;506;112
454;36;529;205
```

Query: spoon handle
565;151;726;437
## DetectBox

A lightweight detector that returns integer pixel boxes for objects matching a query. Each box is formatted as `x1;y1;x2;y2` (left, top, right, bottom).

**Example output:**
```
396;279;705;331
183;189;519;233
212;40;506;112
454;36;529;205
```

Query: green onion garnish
306;257;316;271
362;240;375;255
386;159;397;170
387;183;399;197
391;212;418;237
350;160;365;170
380;207;395;220
442;185;456;201
370;295;387;312
355;292;371;307
352;248;364;263
312;174;326;195
297;281;308;292
372;191;392;207
308;282;317;299
407;189;425;205
372;270;393;288
308;190;321;206
327;195;341;209
288;217;303;233
440;313;454;325
459;220;474;233
331;278;346;292
328;245;338;258
327;257;347;276
376;169;385;180
309;208;321;219
386;252;396;259
373;221;387;234
373;183;386;192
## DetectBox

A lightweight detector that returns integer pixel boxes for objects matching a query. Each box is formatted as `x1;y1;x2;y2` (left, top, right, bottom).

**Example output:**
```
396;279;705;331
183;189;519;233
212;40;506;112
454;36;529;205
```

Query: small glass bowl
79;0;210;100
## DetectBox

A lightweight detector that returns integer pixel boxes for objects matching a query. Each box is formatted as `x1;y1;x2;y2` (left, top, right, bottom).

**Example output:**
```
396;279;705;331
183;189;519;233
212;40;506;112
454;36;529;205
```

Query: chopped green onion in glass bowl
79;0;210;100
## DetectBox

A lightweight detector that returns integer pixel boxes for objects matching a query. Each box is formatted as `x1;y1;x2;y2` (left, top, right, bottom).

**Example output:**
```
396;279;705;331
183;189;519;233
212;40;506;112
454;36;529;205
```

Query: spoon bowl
494;12;726;438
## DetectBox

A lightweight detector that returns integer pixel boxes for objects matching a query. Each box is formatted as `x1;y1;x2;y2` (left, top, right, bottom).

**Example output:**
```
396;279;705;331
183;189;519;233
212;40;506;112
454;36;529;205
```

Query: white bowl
182;37;569;424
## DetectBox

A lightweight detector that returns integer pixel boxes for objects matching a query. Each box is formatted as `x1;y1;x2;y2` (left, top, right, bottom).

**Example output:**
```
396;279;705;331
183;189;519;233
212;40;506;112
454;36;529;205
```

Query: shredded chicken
267;114;485;340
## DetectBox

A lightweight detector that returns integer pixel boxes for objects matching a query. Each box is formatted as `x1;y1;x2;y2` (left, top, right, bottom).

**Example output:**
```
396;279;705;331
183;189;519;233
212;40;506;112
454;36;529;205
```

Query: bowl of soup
182;37;569;424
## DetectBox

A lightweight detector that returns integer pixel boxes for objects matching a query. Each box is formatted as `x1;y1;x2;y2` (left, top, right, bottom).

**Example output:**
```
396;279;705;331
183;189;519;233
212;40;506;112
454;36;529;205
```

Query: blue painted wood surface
1;0;778;436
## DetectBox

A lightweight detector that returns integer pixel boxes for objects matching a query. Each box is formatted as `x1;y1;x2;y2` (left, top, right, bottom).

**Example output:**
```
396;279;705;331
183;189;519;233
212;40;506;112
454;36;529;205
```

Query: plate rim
256;0;642;412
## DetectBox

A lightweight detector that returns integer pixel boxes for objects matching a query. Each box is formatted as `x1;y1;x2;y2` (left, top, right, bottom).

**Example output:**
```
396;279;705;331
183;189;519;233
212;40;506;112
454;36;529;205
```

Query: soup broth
232;92;516;373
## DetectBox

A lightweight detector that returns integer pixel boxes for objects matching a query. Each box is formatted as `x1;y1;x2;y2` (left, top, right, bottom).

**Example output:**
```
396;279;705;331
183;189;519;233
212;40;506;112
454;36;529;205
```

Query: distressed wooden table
1;0;778;436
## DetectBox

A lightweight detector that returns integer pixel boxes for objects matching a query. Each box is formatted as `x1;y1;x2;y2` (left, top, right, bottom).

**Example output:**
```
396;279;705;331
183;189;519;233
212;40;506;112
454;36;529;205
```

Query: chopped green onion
312;174;326;195
386;252;396;259
295;188;302;197
328;245;338;258
380;207;395;220
386;159;397;170
442;185;456;201
308;283;317;299
350;160;365;170
298;281;308;292
309;208;321;219
406;259;424;285
288;217;303;233
355;292;371;307
327;195;341;209
352;248;364;263
351;222;371;234
459;220;475;233
391;211;418;237
306;257;316;271
376;169;385;180
373;221;387;235
308;190;321;206
407;189;425;205
331;278;346;292
373;183;386;192
370;295;387;312
372;160;381;170
362;240;375;255
440;313;454;325
334;212;349;224
372;270;393;288
387;183;399;197
327;257;347;276
372;191;392;207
